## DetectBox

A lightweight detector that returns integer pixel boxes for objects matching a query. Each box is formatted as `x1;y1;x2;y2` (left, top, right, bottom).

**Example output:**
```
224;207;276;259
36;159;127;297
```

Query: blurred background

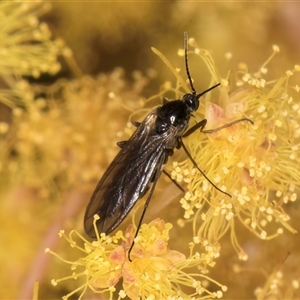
47;2;300;80
1;1;300;299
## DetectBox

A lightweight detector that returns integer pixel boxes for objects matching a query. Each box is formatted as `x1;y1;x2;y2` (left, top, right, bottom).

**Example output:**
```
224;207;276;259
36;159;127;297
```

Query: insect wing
84;109;166;237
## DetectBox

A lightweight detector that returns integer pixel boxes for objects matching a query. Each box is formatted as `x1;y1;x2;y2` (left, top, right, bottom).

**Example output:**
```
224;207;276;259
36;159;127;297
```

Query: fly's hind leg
163;170;185;193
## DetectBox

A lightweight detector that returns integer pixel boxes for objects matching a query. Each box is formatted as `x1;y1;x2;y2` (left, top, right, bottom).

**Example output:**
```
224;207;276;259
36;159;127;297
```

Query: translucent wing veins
84;109;168;237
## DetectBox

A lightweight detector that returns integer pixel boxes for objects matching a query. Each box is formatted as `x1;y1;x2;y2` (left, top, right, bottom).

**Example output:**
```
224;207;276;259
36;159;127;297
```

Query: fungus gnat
84;32;253;260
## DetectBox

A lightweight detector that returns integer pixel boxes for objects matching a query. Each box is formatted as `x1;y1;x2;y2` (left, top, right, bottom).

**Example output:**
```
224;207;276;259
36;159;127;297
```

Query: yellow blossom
1;2;299;300
235;253;300;300
47;217;226;299
47;36;300;299
0;1;68;83
169;39;300;259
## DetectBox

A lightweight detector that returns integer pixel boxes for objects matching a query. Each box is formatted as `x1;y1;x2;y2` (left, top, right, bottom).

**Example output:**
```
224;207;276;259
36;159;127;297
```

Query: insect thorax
155;100;191;135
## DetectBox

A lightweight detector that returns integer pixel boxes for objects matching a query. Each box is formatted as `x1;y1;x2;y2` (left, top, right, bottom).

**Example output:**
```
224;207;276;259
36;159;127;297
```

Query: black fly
84;32;253;260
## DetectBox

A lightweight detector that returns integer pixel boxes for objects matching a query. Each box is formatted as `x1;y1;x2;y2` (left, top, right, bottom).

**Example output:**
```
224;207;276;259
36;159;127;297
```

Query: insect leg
183;117;253;138
131;121;141;127
128;167;162;261
163;170;185;193
183;119;207;137
202;118;253;134
162;97;169;104
117;120;142;148
181;118;252;198
178;137;232;198
117;141;127;148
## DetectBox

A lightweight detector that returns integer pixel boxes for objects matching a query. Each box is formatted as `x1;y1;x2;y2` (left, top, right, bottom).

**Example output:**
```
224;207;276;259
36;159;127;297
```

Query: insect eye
182;93;198;111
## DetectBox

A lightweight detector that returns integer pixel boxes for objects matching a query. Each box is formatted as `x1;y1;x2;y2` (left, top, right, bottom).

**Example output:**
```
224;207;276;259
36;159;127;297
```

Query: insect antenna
184;31;196;95
184;32;220;99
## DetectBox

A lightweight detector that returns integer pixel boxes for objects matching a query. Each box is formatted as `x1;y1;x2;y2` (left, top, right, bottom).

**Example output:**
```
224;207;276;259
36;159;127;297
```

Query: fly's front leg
183;119;207;138
202;118;253;134
183;118;253;137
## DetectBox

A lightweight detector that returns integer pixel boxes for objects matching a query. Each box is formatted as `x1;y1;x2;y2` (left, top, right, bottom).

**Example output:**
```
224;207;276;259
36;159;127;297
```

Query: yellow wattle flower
171;41;300;259
47;217;226;299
